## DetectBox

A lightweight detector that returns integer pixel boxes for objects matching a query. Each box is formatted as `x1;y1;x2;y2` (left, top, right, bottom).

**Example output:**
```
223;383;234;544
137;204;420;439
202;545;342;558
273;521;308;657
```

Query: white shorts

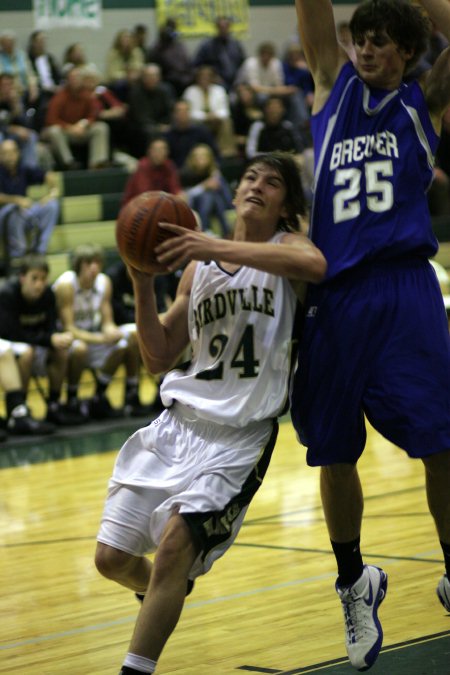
97;403;278;578
71;323;134;369
0;338;11;356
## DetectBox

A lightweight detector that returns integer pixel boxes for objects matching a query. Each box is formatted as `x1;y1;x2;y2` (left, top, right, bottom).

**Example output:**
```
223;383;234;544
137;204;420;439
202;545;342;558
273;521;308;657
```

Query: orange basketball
115;191;197;274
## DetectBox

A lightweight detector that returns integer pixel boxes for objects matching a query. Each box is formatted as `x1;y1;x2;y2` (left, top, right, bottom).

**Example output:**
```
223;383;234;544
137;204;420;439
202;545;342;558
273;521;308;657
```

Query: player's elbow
303;249;327;284
143;353;176;377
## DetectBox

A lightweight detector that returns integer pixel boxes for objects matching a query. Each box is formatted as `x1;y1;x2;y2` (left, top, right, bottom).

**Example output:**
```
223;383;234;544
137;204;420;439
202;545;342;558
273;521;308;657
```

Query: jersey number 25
333;160;394;223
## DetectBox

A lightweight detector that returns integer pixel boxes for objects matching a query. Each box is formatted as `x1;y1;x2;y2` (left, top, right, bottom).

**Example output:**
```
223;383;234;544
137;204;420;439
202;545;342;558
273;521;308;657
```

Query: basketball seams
116;191;195;274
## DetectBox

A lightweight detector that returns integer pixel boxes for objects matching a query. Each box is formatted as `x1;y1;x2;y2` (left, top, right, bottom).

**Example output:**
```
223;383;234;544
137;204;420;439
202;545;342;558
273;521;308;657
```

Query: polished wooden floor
0;388;449;674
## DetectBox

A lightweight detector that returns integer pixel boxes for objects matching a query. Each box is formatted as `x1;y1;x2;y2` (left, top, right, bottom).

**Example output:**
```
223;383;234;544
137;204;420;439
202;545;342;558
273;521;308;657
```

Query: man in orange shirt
42;66;110;170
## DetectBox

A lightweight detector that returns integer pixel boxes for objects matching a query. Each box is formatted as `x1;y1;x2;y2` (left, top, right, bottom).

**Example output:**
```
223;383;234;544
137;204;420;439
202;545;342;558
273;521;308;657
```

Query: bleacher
24;166;129;281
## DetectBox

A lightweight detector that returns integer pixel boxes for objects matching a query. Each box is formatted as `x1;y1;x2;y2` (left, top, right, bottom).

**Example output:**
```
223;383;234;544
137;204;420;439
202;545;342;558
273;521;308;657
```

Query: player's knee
321;462;359;486
19;345;35;368
95;542;134;580
152;517;196;585
423;450;450;478
71;340;88;361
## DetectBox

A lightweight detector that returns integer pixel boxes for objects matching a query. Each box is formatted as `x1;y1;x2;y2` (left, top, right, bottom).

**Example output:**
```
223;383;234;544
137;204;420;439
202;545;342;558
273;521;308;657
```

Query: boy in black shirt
0;254;85;425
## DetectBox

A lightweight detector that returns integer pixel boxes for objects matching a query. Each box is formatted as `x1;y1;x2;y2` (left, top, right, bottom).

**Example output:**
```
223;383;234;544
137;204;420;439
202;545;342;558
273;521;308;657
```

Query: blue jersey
310;62;440;280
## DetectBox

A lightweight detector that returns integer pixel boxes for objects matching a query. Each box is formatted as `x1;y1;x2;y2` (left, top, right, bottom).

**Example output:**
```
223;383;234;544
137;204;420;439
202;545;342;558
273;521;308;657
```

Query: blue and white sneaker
437;574;450;612
336;565;388;671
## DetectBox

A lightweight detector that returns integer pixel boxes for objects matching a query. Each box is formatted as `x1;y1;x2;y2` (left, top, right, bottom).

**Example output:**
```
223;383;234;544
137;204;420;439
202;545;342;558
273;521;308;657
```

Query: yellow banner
155;0;249;37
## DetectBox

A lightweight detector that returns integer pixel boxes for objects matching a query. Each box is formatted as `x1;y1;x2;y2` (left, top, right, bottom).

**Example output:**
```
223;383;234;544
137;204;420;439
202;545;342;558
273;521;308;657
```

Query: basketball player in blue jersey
94;152;326;675
290;0;450;671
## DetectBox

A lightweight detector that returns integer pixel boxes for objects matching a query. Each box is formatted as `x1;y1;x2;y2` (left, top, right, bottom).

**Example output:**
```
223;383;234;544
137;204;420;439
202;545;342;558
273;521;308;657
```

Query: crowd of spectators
0;18;318;172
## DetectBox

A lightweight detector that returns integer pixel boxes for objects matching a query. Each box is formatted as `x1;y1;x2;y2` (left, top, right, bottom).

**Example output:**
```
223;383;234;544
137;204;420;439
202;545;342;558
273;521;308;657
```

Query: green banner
33;0;102;28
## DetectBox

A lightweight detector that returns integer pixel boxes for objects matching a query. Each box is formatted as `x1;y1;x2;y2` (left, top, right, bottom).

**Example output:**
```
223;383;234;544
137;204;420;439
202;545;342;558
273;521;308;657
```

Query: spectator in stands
147;18;194;98
81;65;132;158
27;30;62;131
42;65;110;170
182;65;237;157
0;337;55;438
236;41;309;131
180;143;234;236
128;63;174;156
132;24;149;60
282;44;314;114
105;29;144;103
0;73;41;169
164;99;220;169
0;138;60;267
194;16;246;91
121;136;182;206
61;42;91;78
246;95;304;159
105;258;166;415
230;82;264;156
53;244;148;419
0;30;39;108
0;254;86;427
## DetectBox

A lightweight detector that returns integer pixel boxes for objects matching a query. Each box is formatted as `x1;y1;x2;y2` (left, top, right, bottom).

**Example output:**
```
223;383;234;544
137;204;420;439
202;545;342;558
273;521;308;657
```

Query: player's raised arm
295;0;347;111
418;0;450;41
418;0;450;128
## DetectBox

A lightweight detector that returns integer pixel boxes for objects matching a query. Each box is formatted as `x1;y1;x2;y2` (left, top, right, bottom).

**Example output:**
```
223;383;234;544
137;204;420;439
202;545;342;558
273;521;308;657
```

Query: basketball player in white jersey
94;152;327;675
53;244;146;419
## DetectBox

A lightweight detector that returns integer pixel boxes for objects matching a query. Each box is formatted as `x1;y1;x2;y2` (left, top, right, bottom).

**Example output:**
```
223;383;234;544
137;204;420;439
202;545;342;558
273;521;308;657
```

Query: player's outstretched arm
155;224;327;284
295;0;347;111
418;0;450;41
417;0;450;128
424;46;450;132
129;264;192;375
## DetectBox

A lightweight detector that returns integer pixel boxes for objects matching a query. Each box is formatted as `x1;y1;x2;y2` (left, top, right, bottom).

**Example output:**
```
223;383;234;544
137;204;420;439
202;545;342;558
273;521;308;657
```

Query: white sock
123;653;157;673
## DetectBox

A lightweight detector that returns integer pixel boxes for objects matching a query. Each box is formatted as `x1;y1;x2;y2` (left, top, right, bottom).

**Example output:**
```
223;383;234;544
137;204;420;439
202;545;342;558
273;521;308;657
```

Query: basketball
115;191;197;274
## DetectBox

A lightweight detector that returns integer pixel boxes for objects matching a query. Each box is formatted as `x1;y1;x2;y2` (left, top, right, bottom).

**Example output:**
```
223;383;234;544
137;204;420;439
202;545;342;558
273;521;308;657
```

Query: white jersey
161;234;298;426
53;270;108;332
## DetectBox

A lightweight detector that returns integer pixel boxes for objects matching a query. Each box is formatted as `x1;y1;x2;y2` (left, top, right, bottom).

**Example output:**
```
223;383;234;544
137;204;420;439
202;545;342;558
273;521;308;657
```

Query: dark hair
19;253;49;276
244;152;306;231
350;0;431;72
71;244;104;275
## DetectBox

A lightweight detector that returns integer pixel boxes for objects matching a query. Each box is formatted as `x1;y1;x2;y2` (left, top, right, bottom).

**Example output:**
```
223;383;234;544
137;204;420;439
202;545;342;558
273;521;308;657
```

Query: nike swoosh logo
363;580;374;606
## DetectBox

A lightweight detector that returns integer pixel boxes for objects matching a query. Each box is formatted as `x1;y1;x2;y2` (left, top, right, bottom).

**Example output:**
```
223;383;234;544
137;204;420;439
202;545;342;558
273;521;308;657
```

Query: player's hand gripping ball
115;191;197;274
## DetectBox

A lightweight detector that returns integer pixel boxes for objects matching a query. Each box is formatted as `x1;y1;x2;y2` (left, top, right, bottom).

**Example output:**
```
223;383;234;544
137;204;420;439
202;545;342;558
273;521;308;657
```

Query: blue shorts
291;258;450;465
